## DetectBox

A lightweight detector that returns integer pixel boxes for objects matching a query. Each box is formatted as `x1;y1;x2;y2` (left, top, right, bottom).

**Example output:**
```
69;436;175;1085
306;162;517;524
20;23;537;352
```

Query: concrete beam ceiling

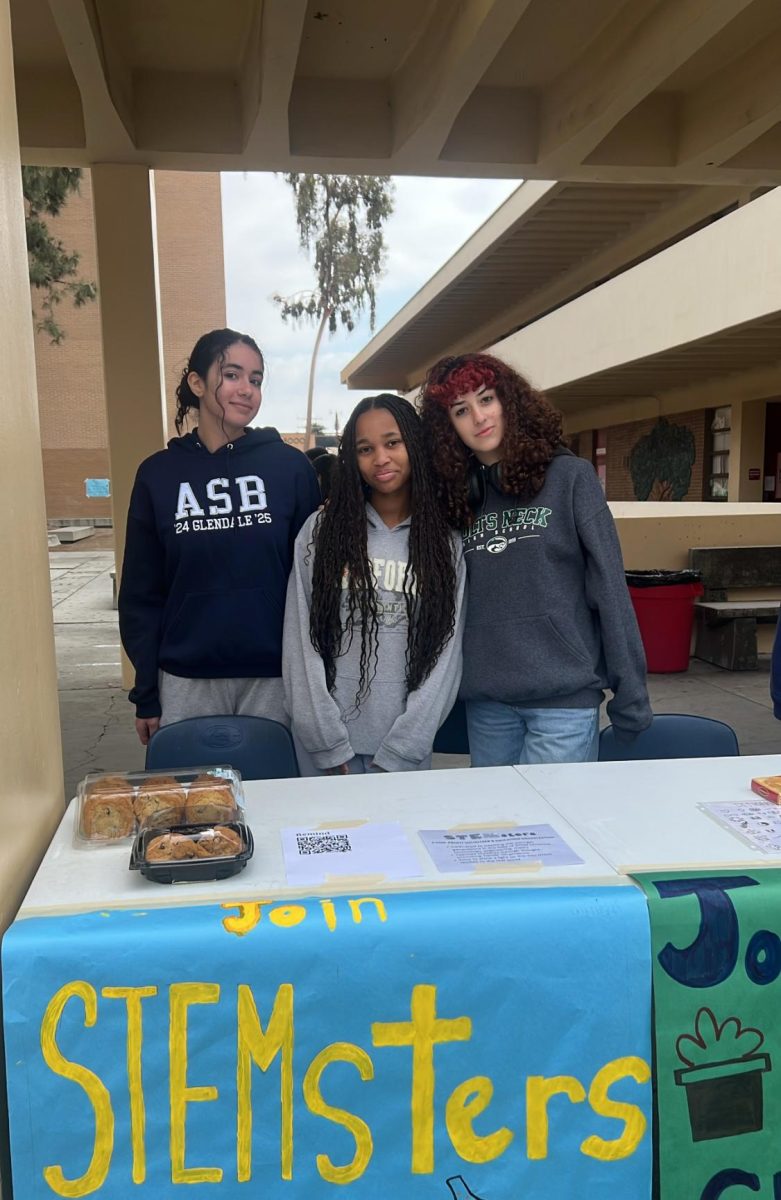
10;0;781;182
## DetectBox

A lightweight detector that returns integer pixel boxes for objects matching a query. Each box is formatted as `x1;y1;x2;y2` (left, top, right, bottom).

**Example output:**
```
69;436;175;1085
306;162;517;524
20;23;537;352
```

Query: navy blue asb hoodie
118;428;320;718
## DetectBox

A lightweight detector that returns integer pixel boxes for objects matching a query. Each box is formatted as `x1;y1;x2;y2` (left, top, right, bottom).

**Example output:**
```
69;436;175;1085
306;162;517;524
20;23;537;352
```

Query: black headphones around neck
466;446;572;510
467;460;503;511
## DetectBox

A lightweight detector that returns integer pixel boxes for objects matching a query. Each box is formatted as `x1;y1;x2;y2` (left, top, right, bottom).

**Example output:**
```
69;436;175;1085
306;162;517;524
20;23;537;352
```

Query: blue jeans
466;700;600;767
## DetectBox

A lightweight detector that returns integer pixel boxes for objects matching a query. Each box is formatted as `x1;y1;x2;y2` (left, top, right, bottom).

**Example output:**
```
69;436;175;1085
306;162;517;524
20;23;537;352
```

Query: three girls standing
120;326;648;771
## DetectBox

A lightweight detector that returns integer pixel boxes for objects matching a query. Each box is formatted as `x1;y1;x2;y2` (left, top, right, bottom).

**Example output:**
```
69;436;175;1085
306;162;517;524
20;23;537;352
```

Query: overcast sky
220;173;518;435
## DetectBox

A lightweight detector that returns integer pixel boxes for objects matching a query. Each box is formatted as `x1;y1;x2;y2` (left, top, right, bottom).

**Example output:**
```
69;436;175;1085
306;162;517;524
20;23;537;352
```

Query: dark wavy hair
309;393;457;706
419;352;564;527
174;328;264;434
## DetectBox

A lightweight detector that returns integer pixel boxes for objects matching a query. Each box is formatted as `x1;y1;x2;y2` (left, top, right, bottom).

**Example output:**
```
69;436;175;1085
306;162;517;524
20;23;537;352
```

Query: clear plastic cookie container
74;766;245;847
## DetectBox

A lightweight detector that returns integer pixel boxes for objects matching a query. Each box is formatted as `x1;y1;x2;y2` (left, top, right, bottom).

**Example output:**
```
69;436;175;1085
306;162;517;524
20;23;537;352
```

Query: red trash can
625;570;704;673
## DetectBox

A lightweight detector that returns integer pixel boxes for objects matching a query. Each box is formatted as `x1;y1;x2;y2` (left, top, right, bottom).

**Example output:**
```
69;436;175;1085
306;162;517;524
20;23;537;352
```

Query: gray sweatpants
159;672;288;727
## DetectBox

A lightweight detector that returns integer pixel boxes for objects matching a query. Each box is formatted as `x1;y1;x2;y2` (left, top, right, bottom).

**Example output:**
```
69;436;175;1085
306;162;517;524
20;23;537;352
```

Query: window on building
708;407;730;500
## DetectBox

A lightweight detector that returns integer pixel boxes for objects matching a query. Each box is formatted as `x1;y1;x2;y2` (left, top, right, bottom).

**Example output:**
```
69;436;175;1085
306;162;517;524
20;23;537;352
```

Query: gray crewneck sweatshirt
283;504;466;771
460;453;651;738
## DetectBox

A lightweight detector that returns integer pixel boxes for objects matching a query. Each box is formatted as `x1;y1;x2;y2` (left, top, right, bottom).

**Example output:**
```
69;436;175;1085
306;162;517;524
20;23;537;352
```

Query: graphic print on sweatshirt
173;475;273;533
340;556;414;630
463;505;553;557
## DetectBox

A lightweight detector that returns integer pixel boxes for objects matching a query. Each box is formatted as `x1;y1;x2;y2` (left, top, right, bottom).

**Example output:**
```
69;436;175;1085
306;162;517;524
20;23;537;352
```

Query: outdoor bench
689;545;781;670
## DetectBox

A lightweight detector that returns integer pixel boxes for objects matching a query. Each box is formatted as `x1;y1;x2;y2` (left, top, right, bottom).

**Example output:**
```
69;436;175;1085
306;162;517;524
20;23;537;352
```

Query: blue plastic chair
433;699;470;755
598;713;739;761
145;715;300;779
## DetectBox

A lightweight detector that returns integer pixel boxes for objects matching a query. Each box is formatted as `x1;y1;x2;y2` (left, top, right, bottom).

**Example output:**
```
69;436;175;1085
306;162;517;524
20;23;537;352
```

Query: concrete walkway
52;550;145;799
51;549;780;799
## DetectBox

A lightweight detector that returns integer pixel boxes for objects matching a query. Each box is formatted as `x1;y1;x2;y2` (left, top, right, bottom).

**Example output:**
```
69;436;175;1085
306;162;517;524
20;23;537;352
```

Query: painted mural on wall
629;418;696;501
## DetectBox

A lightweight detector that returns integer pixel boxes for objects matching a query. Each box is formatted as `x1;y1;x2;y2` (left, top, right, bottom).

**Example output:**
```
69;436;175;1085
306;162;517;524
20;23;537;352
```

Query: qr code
296;832;352;855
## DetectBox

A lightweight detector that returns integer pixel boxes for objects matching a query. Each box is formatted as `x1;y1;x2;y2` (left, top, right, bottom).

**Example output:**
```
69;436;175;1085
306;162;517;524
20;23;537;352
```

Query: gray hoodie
460;453;651;738
283;504;466;772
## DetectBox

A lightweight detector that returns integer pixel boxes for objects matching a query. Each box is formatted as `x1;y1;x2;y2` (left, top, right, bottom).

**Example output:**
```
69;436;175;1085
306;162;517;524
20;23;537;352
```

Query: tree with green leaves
23;166;97;344
274;173;394;447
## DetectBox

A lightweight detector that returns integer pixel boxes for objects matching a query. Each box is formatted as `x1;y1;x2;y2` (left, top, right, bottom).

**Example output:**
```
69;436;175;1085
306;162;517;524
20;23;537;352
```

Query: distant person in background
119;328;320;745
305;445;337;503
420;352;651;767
283;393;466;774
771;622;781;720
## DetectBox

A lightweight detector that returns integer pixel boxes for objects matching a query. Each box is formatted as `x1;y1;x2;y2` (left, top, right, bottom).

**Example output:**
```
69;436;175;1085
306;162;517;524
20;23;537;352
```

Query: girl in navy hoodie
119;328;320;745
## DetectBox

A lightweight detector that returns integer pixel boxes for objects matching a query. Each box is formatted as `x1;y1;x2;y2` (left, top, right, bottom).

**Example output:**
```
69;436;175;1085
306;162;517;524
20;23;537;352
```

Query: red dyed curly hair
418;352;564;528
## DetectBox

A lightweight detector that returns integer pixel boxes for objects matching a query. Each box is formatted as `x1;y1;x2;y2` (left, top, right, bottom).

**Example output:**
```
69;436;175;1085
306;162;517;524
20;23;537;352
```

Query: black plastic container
129;821;253;885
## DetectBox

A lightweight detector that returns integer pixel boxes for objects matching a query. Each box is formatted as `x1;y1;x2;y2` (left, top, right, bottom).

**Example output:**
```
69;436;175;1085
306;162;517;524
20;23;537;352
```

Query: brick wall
42;449;112;518
34;171;105;454
32;169;226;519
606;410;707;501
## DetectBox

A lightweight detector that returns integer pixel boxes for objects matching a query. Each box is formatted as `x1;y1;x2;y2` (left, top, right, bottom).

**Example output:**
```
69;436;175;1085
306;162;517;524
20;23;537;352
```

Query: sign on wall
4;885;652;1198
84;478;110;498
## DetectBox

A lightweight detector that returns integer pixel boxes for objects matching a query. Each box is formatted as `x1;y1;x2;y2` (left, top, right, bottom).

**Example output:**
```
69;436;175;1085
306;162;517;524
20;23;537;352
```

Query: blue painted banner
3;886;652;1198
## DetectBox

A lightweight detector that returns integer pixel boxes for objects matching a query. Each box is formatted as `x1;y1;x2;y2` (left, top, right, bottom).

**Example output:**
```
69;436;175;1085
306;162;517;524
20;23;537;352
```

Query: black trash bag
625;569;702;588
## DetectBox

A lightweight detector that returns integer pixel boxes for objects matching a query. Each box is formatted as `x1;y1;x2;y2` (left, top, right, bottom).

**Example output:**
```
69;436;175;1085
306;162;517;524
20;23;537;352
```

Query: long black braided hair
309;393;458;706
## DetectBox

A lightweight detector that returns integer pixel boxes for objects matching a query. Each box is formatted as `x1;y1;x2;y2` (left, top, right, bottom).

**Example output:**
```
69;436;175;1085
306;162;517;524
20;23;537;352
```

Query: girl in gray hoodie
283;394;466;774
420;353;651;767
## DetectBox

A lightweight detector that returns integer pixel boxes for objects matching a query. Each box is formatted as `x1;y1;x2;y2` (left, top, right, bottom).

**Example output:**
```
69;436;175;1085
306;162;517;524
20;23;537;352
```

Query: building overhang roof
341;179;748;391
495;187;781;426
11;0;781;183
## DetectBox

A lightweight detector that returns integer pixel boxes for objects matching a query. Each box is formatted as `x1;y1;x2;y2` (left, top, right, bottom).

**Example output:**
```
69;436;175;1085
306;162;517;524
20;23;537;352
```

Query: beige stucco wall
612;502;781;569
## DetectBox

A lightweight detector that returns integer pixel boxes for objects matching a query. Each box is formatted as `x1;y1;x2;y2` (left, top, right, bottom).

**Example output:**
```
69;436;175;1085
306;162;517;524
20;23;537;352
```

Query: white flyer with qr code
280;822;422;886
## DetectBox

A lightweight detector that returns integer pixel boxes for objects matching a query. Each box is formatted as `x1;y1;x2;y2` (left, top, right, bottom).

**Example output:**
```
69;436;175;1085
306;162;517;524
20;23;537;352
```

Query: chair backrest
146;715;300;780
598;713;739;761
432;699;470;755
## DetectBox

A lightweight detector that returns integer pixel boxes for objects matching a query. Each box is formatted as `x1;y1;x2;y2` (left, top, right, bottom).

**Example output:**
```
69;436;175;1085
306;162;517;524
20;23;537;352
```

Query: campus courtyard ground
51;548;779;801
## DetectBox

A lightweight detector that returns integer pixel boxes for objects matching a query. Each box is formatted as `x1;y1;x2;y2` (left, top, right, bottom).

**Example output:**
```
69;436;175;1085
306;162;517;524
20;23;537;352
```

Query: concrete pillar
91;165;167;687
0;0;65;909
729;397;766;502
0;0;66;1189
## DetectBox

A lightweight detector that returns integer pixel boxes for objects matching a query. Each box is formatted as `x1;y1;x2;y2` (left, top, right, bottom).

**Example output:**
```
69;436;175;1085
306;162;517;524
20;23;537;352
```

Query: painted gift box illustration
674;1007;771;1142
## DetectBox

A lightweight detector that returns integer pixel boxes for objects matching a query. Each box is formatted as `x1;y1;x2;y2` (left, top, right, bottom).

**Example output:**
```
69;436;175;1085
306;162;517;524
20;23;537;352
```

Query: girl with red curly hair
419;352;651;766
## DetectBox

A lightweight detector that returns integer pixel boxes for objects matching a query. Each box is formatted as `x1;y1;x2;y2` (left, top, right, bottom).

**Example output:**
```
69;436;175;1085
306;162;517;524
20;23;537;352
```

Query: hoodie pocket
462;612;598;701
161;588;282;675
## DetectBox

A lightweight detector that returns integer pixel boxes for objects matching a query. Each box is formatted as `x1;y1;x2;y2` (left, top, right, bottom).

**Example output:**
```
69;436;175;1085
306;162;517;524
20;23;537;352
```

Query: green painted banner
634;868;781;1200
